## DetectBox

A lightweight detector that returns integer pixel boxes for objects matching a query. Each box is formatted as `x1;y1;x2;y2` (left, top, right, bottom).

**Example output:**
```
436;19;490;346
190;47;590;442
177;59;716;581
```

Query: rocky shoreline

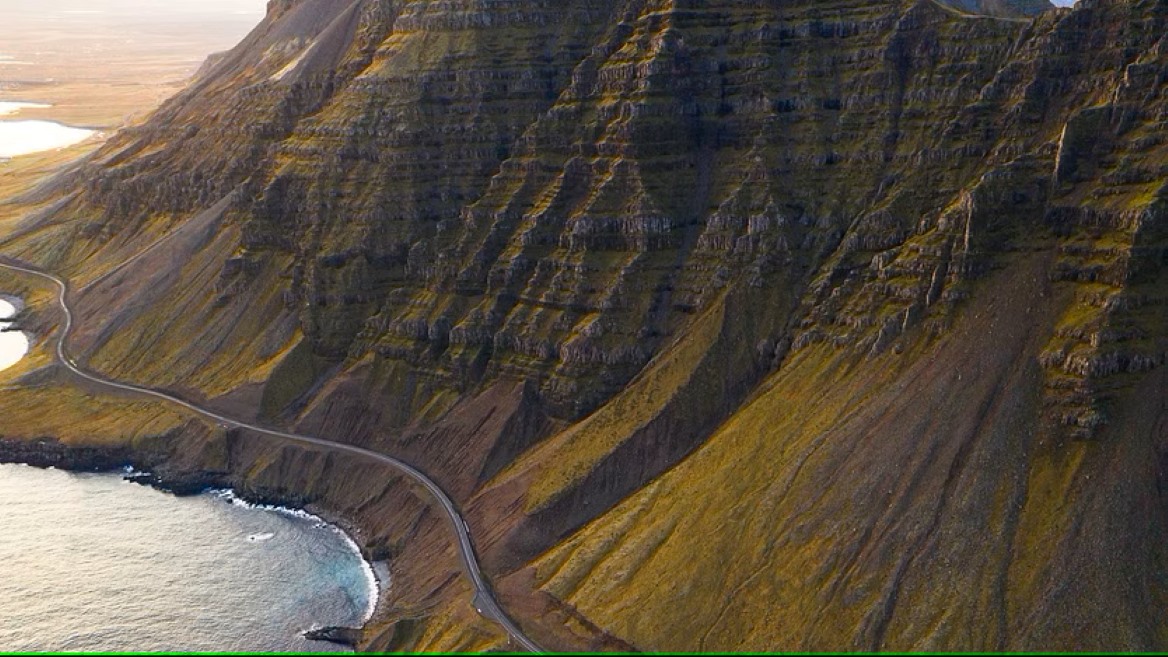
303;626;363;647
0;438;140;473
0;436;387;650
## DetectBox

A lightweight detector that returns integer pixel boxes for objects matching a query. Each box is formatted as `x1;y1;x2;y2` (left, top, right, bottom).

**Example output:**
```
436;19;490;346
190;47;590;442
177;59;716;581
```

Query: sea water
0;464;377;652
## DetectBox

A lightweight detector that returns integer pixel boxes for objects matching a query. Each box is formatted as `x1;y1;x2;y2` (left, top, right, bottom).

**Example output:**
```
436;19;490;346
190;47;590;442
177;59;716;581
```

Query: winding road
0;257;544;654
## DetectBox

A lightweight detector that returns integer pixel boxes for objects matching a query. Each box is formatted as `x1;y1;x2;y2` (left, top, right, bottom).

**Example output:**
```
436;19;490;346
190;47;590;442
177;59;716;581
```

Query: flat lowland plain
0;0;265;205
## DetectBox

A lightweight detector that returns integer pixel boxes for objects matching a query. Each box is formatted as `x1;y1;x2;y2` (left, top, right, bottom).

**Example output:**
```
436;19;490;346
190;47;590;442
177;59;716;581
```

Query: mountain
938;0;1056;16
3;0;1167;651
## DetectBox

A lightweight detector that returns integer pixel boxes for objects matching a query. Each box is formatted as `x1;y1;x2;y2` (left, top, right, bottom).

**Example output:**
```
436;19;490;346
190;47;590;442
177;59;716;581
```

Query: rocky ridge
2;0;1167;651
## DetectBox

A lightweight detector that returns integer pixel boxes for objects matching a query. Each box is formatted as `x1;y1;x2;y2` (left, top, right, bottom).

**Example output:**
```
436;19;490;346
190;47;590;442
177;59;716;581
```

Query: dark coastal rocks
123;471;215;497
0;438;137;472
304;626;363;647
0;435;231;497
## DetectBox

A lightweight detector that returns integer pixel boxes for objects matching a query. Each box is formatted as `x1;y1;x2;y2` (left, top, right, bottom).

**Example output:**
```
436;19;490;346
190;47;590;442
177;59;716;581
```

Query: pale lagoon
0;102;96;157
0;299;29;372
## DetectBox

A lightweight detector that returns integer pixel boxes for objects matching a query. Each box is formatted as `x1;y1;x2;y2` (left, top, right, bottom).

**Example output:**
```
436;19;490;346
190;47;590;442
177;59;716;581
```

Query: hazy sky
2;0;267;18
6;0;1080;13
0;0;1079;24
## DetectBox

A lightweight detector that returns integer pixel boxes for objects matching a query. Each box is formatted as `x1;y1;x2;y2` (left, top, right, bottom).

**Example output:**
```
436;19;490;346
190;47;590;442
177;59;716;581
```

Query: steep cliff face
4;0;1168;651
938;0;1056;16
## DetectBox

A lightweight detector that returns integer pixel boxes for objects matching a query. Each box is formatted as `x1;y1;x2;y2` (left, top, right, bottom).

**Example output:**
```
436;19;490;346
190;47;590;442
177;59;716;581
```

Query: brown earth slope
2;0;1167;651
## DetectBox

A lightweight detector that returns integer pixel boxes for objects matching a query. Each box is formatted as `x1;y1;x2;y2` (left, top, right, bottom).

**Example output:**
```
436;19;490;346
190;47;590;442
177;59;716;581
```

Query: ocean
0;463;376;652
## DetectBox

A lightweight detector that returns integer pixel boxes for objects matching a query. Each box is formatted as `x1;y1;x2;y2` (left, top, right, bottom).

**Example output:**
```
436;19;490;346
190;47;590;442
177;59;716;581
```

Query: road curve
0;258;544;654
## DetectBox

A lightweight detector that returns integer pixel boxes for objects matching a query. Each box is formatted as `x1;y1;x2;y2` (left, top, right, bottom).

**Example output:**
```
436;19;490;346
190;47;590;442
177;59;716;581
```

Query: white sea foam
212;489;319;522
211;488;380;621
331;519;381;622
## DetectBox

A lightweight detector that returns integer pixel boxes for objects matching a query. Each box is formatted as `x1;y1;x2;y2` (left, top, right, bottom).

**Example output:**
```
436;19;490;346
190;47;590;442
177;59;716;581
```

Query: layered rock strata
3;0;1168;651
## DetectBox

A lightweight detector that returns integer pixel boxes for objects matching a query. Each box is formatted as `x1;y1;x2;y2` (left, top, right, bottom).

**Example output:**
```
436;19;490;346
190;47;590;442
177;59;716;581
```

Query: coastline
0;437;389;651
0;257;539;653
207;487;385;627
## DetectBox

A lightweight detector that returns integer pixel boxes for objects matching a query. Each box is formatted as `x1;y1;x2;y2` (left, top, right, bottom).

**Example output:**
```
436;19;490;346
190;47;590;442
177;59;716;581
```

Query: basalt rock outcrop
3;0;1168;651
938;0;1056;17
